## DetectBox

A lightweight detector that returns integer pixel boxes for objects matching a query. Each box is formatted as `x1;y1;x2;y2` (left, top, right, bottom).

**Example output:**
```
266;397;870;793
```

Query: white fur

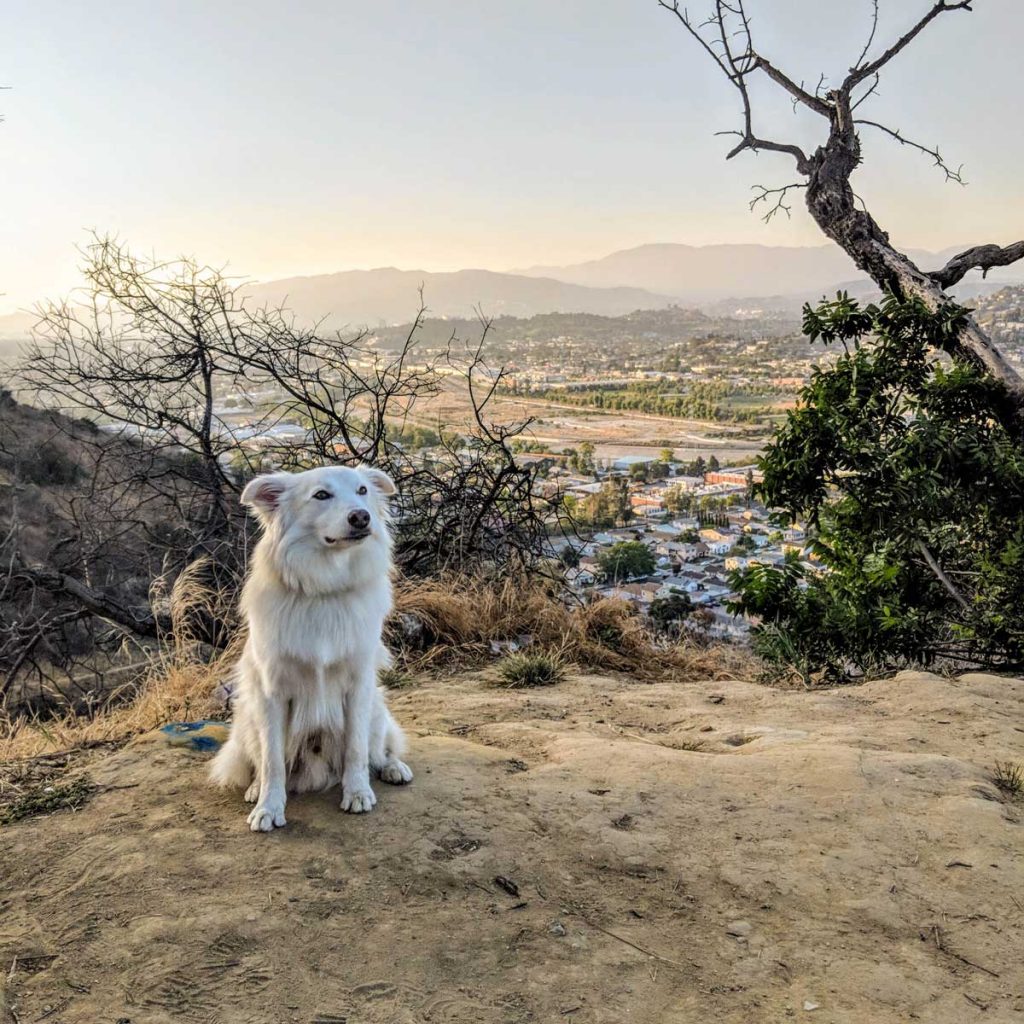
209;464;412;832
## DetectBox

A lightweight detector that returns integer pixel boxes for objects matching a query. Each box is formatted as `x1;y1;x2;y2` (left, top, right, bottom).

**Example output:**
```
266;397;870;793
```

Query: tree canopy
598;541;657;582
729;293;1024;680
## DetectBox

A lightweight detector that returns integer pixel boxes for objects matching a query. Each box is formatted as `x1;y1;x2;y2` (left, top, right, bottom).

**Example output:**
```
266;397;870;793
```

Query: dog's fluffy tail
209;734;252;790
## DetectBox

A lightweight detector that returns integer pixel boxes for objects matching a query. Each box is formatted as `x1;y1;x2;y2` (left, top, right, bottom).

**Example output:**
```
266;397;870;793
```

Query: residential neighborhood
548;454;817;641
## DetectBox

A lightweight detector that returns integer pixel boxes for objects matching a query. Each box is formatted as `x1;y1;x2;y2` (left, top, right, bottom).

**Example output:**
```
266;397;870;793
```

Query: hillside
2;668;1022;1023
244;268;677;327
0;393;218;711
973;284;1024;350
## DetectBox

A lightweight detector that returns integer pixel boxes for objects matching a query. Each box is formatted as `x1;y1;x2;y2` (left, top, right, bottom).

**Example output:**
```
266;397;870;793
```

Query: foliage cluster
729;294;1024;680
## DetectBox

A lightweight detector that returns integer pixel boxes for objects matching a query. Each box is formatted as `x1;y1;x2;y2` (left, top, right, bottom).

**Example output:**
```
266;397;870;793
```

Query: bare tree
3;240;568;713
22;236;286;556
657;1;1024;434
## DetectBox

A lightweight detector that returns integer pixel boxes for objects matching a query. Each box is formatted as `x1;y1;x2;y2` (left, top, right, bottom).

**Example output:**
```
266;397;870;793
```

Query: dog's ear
241;473;291;520
360;466;397;497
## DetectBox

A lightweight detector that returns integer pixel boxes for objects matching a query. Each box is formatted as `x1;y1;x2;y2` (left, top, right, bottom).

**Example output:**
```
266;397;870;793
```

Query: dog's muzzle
324;529;371;545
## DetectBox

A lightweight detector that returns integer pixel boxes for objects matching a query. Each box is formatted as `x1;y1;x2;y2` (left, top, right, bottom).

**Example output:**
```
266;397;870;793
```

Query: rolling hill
515;242;1024;305
243;268;677;327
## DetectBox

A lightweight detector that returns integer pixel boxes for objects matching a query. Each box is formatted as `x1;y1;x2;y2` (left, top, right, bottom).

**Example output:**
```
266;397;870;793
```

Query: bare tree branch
855;119;965;183
656;1;816;171
929;242;1024;289
753;56;831;117
917;540;971;613
846;1;974;88
749;183;806;222
19;562;169;640
3;238;571;712
853;0;881;70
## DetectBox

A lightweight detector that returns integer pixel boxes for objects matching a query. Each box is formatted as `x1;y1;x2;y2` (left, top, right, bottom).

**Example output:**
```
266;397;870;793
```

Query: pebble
549;921;567;937
726;920;751;938
803;1001;820;1012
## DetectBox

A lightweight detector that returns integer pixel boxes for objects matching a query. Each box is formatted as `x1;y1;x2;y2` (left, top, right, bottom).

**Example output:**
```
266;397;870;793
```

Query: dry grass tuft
0;655;228;762
379;667;417;691
497;652;567;688
992;760;1023;800
392;574;757;680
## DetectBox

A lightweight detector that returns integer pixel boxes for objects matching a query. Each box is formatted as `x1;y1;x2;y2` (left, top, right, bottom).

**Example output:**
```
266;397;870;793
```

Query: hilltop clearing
1;669;1022;1023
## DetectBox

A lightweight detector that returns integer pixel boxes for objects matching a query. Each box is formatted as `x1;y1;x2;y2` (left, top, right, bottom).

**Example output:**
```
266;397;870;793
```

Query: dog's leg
246;683;289;832
374;702;413;785
340;673;377;813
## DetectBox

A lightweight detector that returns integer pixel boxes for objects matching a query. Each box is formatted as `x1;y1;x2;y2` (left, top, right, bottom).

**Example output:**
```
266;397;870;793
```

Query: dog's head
241;465;396;592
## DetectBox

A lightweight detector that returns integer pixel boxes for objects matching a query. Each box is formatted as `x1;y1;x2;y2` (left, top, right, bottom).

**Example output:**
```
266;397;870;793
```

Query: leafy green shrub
497;652;566;688
649;592;694;634
729;293;1024;678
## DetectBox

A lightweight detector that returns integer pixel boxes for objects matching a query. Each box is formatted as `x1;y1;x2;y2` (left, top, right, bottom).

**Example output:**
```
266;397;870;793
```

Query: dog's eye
357;485;368;495
312;490;332;501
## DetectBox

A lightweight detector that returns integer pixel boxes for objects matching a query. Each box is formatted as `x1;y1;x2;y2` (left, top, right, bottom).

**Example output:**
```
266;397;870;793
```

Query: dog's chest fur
247;580;390;669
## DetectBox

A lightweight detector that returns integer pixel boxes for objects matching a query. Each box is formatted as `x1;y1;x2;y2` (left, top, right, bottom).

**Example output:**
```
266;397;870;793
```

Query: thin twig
580;917;696;971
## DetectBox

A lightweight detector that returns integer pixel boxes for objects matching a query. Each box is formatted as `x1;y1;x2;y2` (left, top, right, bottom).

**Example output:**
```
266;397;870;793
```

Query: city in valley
142;285;1022;645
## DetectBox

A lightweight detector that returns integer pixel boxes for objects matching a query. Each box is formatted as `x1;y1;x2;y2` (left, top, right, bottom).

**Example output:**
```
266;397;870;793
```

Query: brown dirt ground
1;669;1022;1024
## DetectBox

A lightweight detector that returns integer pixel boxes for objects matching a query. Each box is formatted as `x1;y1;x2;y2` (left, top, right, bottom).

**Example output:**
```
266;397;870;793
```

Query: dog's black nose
348;509;370;530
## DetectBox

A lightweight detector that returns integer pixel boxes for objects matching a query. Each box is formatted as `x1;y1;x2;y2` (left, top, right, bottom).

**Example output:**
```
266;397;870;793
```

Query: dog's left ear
360;466;397;496
241;472;292;521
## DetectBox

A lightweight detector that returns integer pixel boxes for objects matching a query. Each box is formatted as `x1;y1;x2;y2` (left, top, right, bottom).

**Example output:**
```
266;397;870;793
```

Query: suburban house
565;566;596;587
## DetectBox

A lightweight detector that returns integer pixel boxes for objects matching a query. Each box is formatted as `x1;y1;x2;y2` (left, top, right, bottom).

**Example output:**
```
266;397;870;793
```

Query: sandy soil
1;669;1022;1024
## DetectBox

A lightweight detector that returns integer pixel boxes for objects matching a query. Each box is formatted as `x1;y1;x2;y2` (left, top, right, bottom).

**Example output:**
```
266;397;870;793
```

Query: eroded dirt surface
1;670;1022;1023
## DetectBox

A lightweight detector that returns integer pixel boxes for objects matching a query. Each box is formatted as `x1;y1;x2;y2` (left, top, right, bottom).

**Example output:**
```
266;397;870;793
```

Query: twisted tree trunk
804;99;1024;437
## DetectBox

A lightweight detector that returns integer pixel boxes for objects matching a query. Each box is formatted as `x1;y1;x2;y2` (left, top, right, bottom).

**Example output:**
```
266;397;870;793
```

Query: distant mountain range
3;243;1021;339
244;268;677;327
514;242;1024;305
243;244;1024;324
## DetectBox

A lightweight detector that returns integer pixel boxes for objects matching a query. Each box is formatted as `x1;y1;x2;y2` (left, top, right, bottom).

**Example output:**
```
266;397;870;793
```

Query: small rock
726;920;752;938
700;725;714;732
803;1001;820;1012
392;611;426;646
549;921;567;937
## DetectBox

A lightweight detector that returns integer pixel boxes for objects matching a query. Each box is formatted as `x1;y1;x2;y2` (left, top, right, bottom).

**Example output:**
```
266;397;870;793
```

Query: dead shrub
391;574;758;680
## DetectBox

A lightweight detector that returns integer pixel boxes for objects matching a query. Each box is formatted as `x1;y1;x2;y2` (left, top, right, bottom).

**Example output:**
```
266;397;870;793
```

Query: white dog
209;464;412;832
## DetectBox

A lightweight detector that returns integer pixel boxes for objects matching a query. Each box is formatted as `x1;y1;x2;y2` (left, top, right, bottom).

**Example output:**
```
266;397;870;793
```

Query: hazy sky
2;0;1021;313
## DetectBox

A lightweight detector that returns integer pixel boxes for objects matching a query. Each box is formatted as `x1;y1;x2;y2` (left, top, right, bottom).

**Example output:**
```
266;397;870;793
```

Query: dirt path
1;670;1022;1023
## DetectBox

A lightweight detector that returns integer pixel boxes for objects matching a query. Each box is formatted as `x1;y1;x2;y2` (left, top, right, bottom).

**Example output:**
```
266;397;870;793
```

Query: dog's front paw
247;798;286;832
340;784;377;814
244;780;260;803
379;759;413;785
